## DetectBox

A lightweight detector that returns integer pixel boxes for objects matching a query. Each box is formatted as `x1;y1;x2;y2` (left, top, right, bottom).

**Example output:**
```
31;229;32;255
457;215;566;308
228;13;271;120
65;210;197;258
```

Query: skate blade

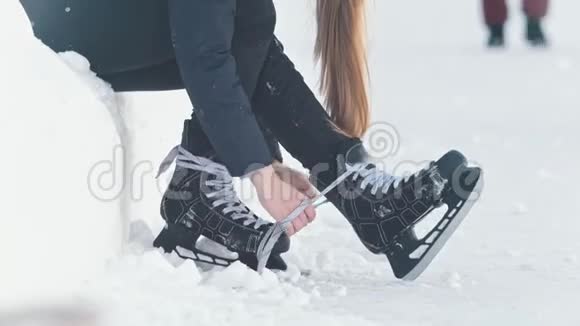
172;245;237;268
398;168;483;281
153;225;238;268
154;228;288;272
171;245;288;271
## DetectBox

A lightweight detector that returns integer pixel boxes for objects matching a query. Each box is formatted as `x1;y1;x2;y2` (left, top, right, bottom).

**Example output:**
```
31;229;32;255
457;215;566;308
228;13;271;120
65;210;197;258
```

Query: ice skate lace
347;163;424;195
157;146;269;229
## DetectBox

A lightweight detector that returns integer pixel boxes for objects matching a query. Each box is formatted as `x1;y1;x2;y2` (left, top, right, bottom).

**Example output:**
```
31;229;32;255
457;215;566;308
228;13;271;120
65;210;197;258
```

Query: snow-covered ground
1;0;579;325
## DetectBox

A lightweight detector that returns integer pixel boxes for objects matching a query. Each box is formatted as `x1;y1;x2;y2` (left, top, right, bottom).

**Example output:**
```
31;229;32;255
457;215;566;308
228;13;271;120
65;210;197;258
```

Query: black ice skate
309;144;483;280
153;146;290;271
487;24;505;48
526;17;548;47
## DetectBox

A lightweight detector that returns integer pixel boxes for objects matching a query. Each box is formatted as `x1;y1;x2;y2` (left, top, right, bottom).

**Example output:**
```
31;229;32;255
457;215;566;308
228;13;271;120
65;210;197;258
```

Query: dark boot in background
526;17;548;47
487;24;505;48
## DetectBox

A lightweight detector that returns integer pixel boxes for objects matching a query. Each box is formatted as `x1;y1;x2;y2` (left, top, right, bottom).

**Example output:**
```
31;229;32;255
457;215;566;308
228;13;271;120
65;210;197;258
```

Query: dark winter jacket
20;0;282;176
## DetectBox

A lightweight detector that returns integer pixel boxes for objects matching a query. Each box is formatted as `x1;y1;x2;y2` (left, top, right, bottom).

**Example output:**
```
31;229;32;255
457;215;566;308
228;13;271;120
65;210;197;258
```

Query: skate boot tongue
343;141;371;166
340;142;404;195
342;141;390;173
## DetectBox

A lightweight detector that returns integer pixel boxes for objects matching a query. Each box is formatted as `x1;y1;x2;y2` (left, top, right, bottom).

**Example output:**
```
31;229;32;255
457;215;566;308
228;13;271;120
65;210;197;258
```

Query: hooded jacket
21;0;281;176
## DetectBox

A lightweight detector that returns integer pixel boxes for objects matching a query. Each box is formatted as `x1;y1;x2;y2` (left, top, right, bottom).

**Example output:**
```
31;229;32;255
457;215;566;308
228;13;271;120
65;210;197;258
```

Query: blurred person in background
483;0;549;47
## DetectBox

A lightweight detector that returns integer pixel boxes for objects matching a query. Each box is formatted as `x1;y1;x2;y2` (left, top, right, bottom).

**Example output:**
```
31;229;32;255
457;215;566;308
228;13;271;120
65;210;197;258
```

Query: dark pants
104;39;354;171
20;0;354;174
483;0;549;25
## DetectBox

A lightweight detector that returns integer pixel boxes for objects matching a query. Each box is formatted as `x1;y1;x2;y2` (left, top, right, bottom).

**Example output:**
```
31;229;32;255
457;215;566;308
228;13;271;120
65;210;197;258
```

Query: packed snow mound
0;2;124;307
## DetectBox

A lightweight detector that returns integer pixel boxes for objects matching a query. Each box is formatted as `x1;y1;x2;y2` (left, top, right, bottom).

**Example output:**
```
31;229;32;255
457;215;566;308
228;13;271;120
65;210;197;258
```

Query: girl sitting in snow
20;0;482;280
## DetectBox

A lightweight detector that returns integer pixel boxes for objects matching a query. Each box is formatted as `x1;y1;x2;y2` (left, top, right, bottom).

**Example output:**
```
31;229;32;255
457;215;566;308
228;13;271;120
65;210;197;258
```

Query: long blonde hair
315;0;369;138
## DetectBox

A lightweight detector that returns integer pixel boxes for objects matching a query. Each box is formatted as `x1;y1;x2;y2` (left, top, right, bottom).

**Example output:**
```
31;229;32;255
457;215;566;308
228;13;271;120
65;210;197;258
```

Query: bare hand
250;165;316;236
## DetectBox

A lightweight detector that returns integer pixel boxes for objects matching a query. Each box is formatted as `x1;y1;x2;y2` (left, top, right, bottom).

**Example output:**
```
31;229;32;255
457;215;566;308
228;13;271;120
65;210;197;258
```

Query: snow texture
0;0;124;309
1;0;579;325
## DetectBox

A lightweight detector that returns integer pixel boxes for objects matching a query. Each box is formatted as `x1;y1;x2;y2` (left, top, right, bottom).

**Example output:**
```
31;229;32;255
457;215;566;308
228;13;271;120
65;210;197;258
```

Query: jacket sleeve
168;0;274;176
256;113;284;163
